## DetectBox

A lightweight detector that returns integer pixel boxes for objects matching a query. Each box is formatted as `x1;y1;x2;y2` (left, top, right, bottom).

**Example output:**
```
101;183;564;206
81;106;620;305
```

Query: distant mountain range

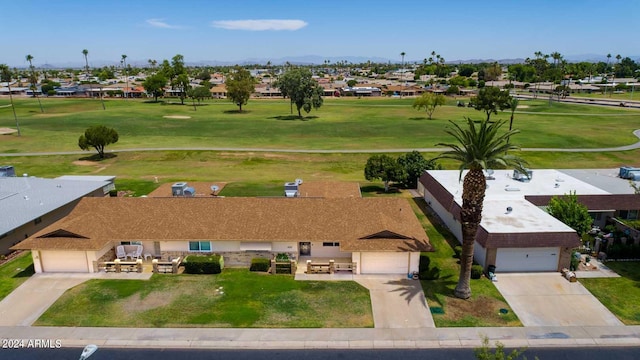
30;54;640;69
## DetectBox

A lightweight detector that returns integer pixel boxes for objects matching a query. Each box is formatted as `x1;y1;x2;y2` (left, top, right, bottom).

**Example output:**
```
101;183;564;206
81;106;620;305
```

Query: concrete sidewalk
1;325;639;349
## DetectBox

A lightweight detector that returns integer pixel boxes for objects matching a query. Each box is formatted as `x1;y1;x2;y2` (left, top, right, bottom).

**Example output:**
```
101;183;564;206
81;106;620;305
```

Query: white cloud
211;19;307;31
145;19;182;29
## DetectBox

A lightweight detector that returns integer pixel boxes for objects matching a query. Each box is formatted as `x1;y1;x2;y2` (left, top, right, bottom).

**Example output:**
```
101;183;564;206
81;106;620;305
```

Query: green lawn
410;198;521;327
580;261;640;325
0;252;34;301
35;269;373;328
1;97;639;154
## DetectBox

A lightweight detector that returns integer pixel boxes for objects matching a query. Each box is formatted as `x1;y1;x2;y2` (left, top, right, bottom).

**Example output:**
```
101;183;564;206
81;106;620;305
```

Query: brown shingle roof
13;197;431;253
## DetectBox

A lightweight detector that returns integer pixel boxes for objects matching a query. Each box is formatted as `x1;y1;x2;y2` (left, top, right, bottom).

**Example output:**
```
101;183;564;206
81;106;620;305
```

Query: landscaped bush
249;258;270;272
183;254;224;274
471;264;484;279
275;253;289;262
419;253;433;272
453;245;462;258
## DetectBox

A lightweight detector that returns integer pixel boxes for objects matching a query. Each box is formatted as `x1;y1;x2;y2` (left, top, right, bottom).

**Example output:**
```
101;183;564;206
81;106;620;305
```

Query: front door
299;242;311;256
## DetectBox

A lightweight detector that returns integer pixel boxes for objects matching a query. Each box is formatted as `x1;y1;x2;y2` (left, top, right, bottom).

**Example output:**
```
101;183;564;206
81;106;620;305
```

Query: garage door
41;250;89;272
360;252;409;274
496;247;559;272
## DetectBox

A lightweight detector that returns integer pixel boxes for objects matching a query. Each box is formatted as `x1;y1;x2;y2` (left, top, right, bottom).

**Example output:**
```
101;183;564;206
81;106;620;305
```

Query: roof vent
506;206;513;214
210;185;219;195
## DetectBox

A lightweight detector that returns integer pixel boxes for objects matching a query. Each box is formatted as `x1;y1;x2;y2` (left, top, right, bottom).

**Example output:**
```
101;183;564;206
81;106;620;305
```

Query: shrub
471;264;484;279
183;254;224;274
250;258;270;272
453;245;462;258
275;253;289;262
419;254;431;273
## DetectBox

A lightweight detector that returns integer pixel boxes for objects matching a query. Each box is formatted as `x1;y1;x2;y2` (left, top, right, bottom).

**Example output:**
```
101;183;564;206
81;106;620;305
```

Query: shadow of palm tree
385;279;426;306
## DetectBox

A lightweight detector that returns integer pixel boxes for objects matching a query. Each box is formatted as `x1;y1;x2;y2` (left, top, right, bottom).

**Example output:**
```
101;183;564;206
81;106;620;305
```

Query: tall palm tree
400;51;406;98
436;118;526;299
25;54;44;113
121;54;128;100
0;64;20;136
82;49;105;110
507;97;519;147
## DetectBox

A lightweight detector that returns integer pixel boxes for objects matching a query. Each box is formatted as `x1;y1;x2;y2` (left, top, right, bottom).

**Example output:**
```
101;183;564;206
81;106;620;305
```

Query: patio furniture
126;245;143;260
116;245;127;260
144;252;153;261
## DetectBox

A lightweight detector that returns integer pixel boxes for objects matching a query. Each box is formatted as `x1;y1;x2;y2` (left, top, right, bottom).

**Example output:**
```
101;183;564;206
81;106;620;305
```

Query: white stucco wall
310;242;347;258
272;242;297;252
423;188;463;242
474;242;488;268
409;252;420;273
352;252;361;275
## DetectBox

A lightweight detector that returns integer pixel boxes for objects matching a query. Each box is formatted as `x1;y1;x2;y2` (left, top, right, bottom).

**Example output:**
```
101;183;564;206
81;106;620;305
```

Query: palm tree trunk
454;169;486;299
7;84;20;136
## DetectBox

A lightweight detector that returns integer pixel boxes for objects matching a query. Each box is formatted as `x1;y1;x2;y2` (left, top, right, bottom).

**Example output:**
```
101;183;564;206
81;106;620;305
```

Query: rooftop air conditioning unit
0;165;15;177
172;182;188;196
284;179;302;197
513;169;533;182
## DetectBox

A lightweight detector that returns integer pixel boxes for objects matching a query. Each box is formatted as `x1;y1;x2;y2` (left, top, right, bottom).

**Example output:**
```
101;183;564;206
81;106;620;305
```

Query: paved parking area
493;273;623;327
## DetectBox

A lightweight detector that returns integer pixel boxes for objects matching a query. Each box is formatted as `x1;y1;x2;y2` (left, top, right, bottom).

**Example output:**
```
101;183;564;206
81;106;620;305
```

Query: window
34;217;42;225
120;241;142;246
189;241;211;252
322;242;340;247
629;210;639;220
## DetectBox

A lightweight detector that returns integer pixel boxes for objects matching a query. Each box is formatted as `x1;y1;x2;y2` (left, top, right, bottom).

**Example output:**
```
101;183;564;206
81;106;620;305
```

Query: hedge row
184;254;224;274
250;258;270;272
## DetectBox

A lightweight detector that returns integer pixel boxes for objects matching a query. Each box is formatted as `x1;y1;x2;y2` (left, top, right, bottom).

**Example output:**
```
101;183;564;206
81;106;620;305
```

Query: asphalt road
3;347;640;360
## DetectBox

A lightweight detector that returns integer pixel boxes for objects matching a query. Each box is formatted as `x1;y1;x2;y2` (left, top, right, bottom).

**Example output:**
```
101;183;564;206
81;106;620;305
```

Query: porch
295;257;357;280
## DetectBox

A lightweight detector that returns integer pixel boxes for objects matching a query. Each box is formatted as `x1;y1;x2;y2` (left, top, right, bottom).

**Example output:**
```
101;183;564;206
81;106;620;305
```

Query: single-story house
0;173;115;254
418;169;640;272
13;196;431;275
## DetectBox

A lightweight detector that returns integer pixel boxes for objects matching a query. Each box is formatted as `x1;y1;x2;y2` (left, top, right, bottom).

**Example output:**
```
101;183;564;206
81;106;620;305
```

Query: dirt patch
72;160;98;166
163;115;191;119
120;291;179;314
517;105;529;109
0;127;18;135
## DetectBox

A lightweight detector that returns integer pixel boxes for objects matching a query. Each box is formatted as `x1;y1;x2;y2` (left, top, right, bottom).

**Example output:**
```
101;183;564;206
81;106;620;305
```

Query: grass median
0;251;35;301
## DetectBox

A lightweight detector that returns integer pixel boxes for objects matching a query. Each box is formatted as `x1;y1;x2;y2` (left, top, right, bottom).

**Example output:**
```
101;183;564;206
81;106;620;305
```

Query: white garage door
361;252;409;274
41;251;89;273
496;247;559;272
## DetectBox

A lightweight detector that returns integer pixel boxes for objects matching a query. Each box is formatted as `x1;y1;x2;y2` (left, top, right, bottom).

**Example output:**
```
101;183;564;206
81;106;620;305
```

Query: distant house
210;84;227;99
14;183;431;275
0;174;115;255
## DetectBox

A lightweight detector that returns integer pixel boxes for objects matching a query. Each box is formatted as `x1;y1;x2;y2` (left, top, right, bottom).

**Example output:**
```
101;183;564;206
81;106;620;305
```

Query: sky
3;0;639;67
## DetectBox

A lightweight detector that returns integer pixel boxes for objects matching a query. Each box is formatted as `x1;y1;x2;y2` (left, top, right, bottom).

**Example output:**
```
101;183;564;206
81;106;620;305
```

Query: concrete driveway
355;275;435;328
493;273;623;327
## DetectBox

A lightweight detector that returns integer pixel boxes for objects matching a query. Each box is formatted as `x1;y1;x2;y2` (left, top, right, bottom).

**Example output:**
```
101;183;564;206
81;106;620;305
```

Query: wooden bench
334;262;357;272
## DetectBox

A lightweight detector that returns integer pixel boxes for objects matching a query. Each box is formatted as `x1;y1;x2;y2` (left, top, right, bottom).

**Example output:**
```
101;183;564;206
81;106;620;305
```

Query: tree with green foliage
142;73;167;102
78;125;119;159
437;118;526;299
347;79;357;87
397;151;441;188
226;66;255;112
547;191;592;237
172;73;191;105
25;54;44;113
275;68;324;118
412;92;446;120
470;86;512;121
364;154;405;192
0;64;20;136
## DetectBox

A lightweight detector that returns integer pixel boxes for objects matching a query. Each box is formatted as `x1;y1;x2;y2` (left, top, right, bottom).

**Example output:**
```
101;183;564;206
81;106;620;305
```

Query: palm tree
400;51;406;98
121;54;128;100
436;118;526;299
82;49;105;110
25;54;44;113
0;64;20;136
507;97;519;147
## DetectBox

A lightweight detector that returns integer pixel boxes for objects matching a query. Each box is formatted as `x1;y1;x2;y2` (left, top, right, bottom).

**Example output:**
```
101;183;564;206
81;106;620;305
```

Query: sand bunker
0;127;18;135
72;160;98;166
517;105;529;109
163;115;191;119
